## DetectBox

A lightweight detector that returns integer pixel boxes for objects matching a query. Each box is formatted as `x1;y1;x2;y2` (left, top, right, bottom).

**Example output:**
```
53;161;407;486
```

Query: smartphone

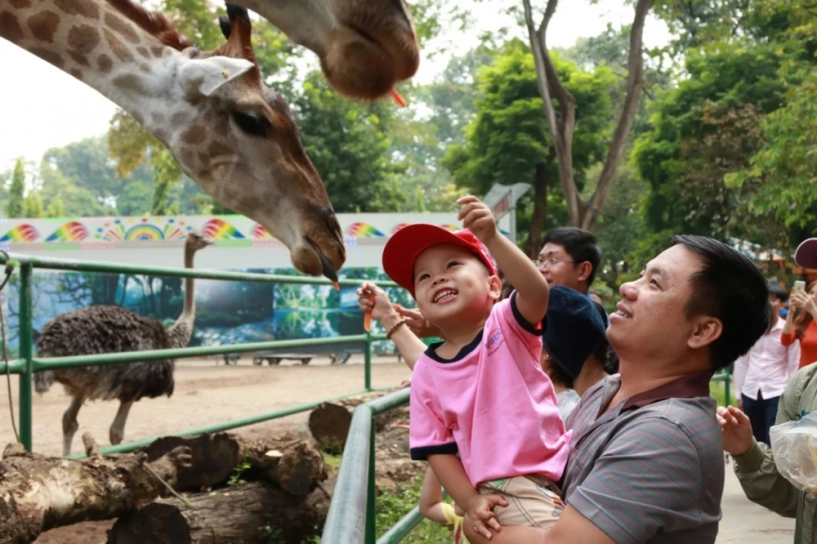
794;280;806;293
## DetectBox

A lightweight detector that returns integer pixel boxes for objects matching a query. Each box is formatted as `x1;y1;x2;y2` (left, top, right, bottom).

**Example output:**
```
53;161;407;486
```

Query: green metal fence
0;251;395;456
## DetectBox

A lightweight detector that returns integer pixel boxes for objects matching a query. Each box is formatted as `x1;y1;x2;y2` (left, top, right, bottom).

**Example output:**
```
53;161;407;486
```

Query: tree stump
308;395;408;453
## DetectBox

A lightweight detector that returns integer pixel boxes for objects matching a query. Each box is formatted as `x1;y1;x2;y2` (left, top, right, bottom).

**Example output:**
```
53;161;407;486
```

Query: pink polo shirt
409;294;571;486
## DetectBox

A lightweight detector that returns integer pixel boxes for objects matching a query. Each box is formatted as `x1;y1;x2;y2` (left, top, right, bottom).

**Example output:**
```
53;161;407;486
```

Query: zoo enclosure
0;251;395;455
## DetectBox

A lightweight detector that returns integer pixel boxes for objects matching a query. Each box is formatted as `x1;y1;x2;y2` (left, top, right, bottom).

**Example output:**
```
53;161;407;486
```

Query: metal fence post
18;263;33;451
365;331;372;392
366;417;377;544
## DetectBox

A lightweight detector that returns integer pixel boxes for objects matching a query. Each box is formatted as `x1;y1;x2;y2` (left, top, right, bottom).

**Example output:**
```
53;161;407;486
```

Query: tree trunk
582;0;655;231
523;0;655;231
528;162;549;257
0;439;192;544
106;476;335;544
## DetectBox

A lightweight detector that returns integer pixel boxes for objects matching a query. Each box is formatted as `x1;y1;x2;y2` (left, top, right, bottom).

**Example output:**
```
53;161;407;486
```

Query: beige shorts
477;474;564;529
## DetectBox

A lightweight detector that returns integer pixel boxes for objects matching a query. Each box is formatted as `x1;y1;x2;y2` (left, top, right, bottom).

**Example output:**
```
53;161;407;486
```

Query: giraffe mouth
318;251;339;285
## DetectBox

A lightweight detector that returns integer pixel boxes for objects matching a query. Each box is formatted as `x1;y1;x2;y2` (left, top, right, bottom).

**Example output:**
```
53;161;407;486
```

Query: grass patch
376;472;454;543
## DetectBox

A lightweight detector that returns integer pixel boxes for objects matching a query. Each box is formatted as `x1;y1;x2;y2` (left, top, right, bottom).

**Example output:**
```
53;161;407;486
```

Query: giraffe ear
178;56;254;97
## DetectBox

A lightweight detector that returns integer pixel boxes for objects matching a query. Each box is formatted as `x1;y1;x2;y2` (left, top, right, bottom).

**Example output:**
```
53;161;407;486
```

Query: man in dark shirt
465;235;769;544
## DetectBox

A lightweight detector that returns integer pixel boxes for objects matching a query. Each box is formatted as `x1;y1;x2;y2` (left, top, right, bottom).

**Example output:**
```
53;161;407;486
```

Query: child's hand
457;195;498;244
357;282;396;324
465;493;507;540
395;305;444;339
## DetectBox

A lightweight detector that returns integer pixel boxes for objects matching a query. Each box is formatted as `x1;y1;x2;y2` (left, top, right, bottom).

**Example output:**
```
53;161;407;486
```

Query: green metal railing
0;251;397;455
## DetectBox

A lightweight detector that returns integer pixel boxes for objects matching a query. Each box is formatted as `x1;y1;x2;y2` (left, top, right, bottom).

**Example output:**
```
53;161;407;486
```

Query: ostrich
34;232;213;456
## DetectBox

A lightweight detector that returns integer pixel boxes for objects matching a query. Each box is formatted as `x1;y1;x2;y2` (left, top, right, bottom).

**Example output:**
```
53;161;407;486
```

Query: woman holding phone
781;279;817;368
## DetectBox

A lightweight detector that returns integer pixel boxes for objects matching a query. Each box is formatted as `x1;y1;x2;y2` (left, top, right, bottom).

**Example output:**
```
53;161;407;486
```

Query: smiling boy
359;195;570;537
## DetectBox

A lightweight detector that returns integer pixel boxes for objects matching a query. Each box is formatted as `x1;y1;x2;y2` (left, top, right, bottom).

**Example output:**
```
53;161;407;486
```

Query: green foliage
633;41;790;239
375;472;453;543
295;73;405;212
23;192;43;218
227;455;251;486
726;70;817;228
7;159;25;218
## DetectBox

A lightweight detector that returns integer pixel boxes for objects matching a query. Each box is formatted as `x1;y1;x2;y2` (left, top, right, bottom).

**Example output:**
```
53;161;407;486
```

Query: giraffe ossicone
0;0;345;279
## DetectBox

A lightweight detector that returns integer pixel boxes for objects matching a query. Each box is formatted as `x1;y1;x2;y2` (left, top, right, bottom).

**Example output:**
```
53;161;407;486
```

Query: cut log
308;393;408;453
143;434;326;496
107;475;336;544
0;437;192;544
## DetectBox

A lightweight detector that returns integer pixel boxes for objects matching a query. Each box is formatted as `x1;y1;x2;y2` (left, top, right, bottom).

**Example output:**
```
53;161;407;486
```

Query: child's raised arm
457;196;549;326
357;282;428;369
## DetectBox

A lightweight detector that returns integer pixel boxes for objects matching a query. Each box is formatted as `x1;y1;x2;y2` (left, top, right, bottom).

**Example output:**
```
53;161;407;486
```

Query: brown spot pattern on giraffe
104;11;139;44
0;12;24;44
70;68;83;80
103;28;133;63
53;0;99;20
136;46;149;58
207;141;233;158
26;10;59;43
29;46;63;68
111;73;144;93
9;0;31;9
67;24;99;55
97;53;113;73
150;46;164;58
181;125;208;146
67;50;90;66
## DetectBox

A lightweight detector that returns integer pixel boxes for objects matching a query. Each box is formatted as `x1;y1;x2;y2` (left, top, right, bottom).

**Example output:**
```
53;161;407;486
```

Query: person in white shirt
732;292;800;446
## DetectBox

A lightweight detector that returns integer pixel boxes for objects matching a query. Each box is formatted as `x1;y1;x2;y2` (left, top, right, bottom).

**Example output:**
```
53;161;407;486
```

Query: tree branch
523;0;581;225
586;0;655;231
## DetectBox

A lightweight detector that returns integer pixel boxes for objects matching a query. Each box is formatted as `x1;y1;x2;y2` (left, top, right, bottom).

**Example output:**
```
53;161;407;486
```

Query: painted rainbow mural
251;224;273;239
203;218;244;240
124;224;165;241
346;222;385;238
46;221;88;242
391;223;409;234
0;224;38;242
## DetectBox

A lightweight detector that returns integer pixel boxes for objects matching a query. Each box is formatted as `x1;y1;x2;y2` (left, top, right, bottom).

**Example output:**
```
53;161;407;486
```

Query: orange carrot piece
390;89;407;107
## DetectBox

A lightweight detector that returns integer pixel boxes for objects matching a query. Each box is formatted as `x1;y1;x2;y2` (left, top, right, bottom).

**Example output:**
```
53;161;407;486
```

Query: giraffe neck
0;0;189;143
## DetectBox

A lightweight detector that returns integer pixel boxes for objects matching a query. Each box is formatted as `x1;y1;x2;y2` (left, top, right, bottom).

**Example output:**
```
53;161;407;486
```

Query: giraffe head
233;0;420;101
143;4;346;279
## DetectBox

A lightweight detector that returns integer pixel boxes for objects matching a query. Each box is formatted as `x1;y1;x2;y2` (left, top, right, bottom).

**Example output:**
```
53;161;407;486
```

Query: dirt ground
0;354;411;544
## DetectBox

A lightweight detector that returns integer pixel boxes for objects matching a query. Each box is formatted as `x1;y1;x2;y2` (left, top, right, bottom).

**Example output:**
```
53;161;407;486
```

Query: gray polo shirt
562;371;723;544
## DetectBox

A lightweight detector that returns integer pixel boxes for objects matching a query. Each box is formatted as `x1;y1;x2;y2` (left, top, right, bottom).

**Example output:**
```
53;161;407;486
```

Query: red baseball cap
382;225;498;297
795;238;817;269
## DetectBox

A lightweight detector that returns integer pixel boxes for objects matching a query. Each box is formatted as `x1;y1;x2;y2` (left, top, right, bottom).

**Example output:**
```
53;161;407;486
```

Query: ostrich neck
171;244;198;340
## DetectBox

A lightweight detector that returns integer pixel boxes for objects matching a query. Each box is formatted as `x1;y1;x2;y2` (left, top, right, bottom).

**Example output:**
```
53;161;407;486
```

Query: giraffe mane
107;0;192;51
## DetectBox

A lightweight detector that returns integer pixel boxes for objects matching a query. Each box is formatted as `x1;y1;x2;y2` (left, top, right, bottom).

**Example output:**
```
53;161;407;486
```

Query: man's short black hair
671;235;770;372
768;283;789;303
543;227;602;286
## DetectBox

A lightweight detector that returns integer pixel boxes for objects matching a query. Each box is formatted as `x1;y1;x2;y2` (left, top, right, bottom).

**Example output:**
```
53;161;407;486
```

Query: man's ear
687;316;723;350
576;261;593;283
488;275;503;301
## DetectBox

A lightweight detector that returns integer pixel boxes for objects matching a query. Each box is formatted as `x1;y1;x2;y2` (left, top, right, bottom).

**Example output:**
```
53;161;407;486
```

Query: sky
0;0;670;172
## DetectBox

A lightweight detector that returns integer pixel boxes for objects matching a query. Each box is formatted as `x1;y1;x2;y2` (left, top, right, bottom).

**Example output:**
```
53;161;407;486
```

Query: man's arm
463;505;616;544
457;195;549;325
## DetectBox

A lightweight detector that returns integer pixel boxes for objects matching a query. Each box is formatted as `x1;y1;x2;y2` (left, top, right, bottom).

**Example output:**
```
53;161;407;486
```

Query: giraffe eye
232;110;272;137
